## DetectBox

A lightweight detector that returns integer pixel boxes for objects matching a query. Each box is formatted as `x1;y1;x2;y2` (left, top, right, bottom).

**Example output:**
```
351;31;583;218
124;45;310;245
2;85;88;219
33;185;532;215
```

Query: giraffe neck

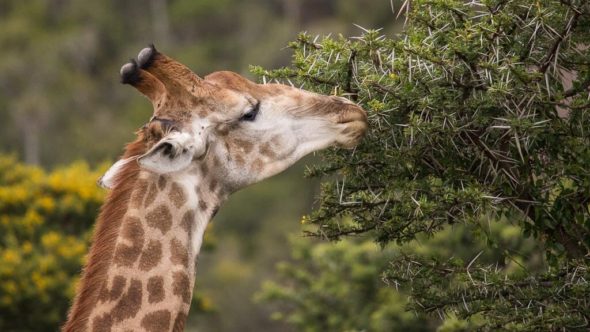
64;166;222;332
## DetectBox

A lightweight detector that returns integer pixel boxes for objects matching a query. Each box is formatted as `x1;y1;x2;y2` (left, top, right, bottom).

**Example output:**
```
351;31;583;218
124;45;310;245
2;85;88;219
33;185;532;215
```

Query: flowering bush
0;156;105;331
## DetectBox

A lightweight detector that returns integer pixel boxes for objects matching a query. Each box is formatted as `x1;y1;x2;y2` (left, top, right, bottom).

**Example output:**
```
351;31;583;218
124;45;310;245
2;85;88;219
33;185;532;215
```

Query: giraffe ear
138;132;204;174
98;158;134;189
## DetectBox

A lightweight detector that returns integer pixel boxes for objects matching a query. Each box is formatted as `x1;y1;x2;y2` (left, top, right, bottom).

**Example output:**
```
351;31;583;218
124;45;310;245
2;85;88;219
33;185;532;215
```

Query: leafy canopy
254;0;590;329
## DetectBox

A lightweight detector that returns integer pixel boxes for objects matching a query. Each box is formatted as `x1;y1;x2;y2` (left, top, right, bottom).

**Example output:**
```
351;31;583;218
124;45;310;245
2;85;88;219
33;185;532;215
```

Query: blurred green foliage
257;237;428;332
258;216;540;331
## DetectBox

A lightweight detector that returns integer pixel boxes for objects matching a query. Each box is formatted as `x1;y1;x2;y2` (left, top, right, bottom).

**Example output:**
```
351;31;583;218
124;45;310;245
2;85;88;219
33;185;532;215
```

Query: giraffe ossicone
63;45;367;332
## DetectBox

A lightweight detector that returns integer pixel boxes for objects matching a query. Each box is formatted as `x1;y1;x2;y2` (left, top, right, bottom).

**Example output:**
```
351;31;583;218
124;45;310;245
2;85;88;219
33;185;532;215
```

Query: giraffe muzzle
335;104;368;148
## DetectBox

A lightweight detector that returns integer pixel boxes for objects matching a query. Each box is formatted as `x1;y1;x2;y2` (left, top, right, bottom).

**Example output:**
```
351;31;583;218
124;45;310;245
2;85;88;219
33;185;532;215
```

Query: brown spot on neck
91;313;113;332
147;276;165;304
200;162;209;175
141;310;171;332
144;182;159;207
146;204;173;234
170;238;189;267
198;199;208;211
158;175;168;190
130;179;149;209
110;279;143;322
172;311;187;332
172;271;192;304
208;178;218;193
139;240;163;271
113;217;145;267
180;210;195;233
169;182;187;208
97;275;126;303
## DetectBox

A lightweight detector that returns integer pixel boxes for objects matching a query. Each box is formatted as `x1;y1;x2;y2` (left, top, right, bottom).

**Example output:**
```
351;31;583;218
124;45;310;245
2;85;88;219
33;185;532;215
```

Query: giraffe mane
62;132;148;332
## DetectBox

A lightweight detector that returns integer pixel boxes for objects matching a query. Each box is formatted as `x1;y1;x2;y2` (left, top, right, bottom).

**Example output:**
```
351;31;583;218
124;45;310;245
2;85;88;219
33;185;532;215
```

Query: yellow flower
71;241;87;257
37;196;56;213
300;215;311;224
41;232;61;249
2;249;21;265
38;255;57;272
10;186;29;202
200;296;213;311
32;272;48;292
23;210;44;230
21;241;33;254
57;237;85;259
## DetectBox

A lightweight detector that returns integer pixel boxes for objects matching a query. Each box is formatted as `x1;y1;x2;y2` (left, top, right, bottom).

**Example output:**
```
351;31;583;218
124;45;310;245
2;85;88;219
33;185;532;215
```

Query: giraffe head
101;45;367;192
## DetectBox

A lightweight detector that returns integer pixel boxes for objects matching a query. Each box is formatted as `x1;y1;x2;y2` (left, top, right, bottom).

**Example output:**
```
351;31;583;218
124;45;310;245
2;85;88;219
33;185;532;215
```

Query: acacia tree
254;0;590;329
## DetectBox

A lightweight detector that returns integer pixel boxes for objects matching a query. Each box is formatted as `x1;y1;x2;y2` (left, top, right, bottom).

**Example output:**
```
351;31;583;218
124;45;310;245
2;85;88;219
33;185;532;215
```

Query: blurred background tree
257;219;538;331
254;0;590;330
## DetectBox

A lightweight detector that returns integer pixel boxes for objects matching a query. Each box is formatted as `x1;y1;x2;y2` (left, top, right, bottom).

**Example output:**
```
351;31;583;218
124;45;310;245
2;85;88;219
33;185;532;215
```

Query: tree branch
538;11;581;74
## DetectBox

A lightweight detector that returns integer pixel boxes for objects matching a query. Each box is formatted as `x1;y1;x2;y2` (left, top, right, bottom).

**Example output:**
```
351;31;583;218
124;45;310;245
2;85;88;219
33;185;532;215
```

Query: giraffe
62;45;368;332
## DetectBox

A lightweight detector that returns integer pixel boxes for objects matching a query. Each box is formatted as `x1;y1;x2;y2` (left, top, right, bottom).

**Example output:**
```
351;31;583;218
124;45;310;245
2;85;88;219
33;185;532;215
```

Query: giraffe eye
240;102;260;122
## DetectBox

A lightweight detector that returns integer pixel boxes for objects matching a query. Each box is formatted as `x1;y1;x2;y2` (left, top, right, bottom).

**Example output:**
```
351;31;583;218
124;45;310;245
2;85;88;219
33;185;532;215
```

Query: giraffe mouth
336;107;368;149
